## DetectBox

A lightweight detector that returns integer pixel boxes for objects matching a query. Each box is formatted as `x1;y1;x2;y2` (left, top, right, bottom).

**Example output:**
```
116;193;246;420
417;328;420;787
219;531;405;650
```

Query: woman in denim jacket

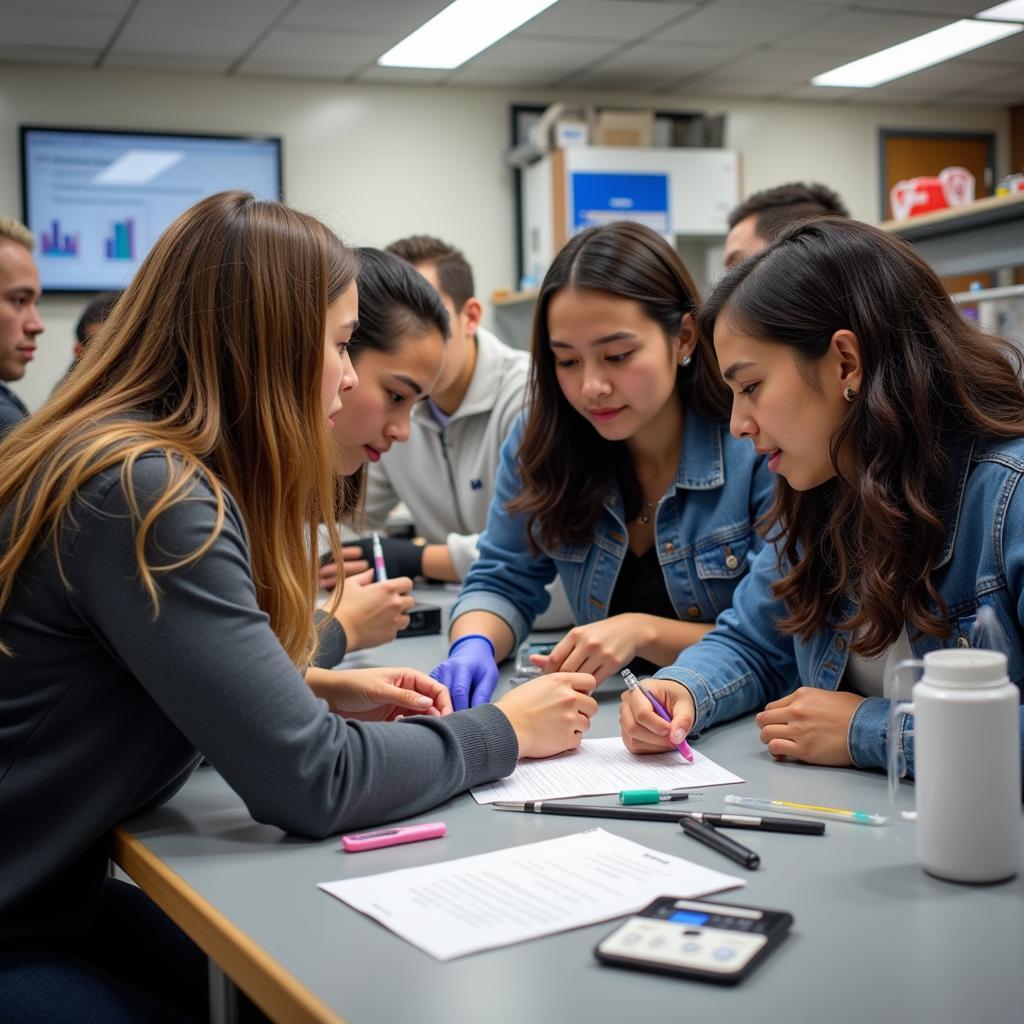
621;217;1024;782
431;222;773;709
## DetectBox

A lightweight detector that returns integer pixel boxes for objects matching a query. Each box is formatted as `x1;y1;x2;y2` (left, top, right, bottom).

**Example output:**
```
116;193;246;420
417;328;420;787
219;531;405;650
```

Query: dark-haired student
429;221;773;710
325;247;449;651
0;192;597;1022
621;217;1024;782
322;235;530;588
74;290;122;359
723;181;848;270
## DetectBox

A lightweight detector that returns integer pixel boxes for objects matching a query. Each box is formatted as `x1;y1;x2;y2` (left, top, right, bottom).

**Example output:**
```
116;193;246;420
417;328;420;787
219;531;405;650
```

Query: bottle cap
922;649;1008;688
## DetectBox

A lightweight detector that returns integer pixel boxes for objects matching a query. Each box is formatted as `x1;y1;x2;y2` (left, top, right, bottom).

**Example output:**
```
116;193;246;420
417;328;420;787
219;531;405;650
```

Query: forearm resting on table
449;610;515;662
635;615;714;667
421;542;459;583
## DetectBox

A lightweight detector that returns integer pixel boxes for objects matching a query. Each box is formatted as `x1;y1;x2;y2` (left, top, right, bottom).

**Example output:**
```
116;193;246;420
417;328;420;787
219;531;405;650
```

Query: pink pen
341;821;446;853
621;668;695;762
371;531;388;583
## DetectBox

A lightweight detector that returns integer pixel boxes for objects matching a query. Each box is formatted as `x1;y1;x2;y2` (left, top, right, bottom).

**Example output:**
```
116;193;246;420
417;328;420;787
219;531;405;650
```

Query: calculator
594;896;793;985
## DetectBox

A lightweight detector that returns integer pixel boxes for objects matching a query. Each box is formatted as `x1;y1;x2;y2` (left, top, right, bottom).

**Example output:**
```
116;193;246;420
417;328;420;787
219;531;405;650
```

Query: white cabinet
521;146;739;289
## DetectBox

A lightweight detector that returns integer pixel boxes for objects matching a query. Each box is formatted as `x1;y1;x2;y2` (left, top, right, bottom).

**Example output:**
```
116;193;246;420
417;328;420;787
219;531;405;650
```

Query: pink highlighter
341;822;446;853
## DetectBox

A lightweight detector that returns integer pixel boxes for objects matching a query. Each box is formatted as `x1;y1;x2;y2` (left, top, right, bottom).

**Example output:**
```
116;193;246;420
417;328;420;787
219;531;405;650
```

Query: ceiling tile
565;40;748;90
674;73;789;97
961;68;1024;95
355;65;451;84
454;36;619;74
103;52;236;72
0;0;133;13
444;65;580;87
236;58;371;80
244;27;395;65
781;9;953;54
881;58;1024;92
130;0;291;22
279;0;445;34
0;44;98;65
111;21;262;59
658;1;832;47
854;0;985;13
733;47;865;80
514;0;696;41
781;83;860;101
0;7;121;47
942;90;1024;105
956;30;1024;63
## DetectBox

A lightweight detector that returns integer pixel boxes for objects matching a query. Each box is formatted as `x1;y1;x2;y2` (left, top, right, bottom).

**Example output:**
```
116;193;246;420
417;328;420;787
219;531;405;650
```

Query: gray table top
121;588;1024;1024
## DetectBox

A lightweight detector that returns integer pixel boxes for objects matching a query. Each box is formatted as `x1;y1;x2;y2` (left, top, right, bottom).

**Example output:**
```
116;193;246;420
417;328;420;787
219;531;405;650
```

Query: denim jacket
450;408;774;648
656;436;1024;781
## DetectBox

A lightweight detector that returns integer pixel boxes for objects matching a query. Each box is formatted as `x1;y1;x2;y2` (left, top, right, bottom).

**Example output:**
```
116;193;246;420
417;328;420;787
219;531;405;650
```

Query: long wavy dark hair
697;216;1024;656
509;221;729;552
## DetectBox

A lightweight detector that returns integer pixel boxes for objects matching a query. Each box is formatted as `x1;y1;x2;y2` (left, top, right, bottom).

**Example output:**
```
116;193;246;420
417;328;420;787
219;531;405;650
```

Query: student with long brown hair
0;191;597;1021
431;221;773;709
621;217;1024;780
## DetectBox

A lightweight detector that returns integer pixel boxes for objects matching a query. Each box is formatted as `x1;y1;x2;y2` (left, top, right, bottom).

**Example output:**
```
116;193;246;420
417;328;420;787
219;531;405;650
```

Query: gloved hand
347;535;425;580
429;634;499;710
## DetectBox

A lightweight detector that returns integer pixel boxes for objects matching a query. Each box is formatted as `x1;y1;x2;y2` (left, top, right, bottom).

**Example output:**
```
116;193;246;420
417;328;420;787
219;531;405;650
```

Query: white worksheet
320;828;743;960
470;736;744;804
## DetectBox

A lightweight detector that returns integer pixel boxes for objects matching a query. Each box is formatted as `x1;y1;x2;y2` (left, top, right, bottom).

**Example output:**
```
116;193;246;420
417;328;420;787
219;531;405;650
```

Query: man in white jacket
325;235;571;628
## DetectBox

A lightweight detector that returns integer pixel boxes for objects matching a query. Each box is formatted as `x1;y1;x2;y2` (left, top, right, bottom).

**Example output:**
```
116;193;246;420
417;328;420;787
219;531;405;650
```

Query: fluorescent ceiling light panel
377;0;559;69
93;149;183;185
976;2;1024;22
811;18;1022;88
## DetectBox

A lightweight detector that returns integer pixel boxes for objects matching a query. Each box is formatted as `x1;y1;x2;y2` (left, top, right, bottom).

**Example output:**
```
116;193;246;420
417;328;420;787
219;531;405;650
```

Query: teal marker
618;789;701;806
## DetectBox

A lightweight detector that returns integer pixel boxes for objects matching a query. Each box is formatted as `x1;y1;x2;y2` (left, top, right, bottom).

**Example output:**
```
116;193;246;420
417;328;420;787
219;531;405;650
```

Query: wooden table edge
111;826;344;1024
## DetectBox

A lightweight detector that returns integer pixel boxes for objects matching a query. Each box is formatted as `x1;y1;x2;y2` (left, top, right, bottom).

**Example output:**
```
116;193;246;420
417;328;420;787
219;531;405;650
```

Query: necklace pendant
638;511;650;525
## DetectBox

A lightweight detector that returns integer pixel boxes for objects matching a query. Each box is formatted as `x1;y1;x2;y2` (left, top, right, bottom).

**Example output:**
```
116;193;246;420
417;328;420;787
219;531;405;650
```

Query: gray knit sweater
0;452;517;944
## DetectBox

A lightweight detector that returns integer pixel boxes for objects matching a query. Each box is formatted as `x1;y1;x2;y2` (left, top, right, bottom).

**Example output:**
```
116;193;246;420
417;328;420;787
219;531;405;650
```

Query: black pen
691;812;823;835
680;817;760;870
492;801;824;834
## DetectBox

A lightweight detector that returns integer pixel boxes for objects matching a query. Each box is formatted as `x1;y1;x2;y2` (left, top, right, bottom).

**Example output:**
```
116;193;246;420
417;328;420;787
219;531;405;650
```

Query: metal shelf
880;192;1024;277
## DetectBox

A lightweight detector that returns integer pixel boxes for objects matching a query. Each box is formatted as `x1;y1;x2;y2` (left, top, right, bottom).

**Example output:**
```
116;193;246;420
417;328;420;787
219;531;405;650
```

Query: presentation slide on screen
23;129;280;291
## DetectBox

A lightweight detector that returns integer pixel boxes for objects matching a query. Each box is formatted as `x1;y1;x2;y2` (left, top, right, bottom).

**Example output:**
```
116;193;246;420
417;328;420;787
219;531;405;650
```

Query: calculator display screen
669;910;709;925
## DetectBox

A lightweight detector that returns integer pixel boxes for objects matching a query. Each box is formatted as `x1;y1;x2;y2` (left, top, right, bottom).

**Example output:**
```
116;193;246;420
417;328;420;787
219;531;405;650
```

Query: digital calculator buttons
713;947;737;961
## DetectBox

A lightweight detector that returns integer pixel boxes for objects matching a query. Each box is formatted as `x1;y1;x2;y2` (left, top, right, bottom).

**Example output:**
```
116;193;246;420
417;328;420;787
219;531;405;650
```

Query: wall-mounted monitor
20;126;283;292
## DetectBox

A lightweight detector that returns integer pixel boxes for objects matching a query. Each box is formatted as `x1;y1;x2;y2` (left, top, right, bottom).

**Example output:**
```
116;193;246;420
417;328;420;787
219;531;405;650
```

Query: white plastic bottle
891;649;1021;883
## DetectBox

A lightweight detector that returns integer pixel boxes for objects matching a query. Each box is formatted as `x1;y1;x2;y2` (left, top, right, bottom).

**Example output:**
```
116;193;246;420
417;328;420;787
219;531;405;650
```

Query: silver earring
681;354;692;367
843;386;857;402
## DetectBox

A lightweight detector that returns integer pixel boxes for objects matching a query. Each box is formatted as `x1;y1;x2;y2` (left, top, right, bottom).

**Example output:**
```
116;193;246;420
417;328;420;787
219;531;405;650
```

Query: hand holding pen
620;669;695;762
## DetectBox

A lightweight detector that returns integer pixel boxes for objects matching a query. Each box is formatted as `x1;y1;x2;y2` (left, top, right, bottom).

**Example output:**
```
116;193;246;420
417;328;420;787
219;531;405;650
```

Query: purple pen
621;668;695;762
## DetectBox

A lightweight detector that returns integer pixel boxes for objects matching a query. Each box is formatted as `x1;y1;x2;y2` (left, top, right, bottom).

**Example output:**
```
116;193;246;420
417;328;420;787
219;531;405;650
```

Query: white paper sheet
319;828;743;960
470;736;744;804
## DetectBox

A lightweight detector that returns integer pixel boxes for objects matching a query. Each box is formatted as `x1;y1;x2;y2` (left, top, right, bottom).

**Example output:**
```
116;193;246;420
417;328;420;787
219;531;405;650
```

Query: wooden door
881;130;995;292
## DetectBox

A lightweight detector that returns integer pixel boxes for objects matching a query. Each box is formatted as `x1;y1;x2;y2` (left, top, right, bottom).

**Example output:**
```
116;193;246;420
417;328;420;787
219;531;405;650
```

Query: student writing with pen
429;222;773;710
620;218;1024;783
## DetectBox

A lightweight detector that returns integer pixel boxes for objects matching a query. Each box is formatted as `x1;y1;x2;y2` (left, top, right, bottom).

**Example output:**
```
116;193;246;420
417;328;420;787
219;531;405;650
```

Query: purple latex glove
429;634;499;711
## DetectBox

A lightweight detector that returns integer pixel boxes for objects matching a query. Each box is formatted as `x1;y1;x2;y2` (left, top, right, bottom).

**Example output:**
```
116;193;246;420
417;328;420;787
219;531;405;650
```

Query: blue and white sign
571;171;670;234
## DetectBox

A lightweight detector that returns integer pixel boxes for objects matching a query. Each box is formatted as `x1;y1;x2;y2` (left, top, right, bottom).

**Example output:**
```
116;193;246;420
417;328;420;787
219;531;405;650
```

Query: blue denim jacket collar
601;407;726;521
933;434;975;570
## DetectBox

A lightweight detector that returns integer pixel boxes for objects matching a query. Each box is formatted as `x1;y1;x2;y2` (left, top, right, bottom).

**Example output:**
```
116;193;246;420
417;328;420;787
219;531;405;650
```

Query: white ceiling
0;0;1021;106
